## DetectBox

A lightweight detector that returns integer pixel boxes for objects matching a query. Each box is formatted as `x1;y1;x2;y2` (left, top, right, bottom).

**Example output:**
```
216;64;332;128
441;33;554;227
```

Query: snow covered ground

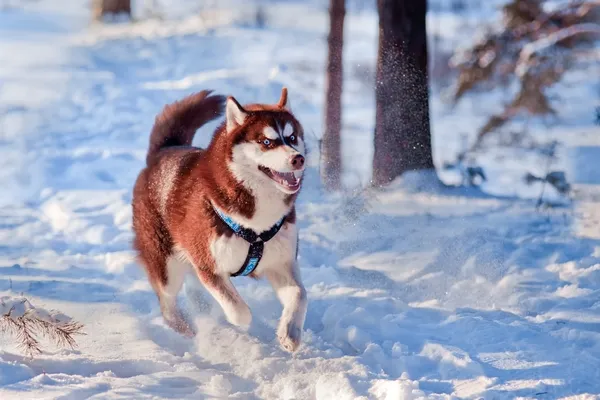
1;0;600;398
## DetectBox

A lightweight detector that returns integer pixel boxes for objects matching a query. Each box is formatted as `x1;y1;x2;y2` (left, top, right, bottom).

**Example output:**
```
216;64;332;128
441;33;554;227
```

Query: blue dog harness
213;206;287;277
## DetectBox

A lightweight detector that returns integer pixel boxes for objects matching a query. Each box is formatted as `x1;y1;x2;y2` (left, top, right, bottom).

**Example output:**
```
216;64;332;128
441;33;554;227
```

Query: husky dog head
224;88;306;195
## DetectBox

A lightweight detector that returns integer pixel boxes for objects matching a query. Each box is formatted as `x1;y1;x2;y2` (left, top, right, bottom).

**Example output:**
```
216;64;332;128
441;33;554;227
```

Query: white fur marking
282;123;294;137
214;278;252;327
258;145;299;172
275;121;304;154
209;234;249;276
263;126;279;140
163;249;192;296
228;143;298;229
295;136;306;154
159;249;192;324
266;261;307;352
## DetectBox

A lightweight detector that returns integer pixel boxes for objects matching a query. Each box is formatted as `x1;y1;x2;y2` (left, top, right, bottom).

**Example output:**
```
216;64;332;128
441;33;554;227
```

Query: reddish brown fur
146;90;224;165
132;89;303;332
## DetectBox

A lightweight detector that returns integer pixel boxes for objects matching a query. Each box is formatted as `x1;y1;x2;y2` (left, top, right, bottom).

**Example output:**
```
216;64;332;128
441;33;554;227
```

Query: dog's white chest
209;223;297;276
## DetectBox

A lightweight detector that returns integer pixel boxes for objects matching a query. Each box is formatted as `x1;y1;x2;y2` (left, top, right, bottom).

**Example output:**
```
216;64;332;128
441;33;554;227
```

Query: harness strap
212;205;286;277
232;241;264;277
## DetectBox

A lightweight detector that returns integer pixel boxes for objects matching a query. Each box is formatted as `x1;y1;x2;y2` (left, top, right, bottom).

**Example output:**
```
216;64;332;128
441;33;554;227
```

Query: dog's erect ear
278;87;291;111
226;96;247;132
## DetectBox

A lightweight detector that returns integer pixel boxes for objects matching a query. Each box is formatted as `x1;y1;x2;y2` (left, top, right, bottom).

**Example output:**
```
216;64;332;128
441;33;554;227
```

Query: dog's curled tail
146;90;225;165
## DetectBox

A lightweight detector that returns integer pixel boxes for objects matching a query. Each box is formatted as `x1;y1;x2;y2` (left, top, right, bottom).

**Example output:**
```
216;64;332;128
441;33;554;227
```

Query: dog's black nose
291;154;305;170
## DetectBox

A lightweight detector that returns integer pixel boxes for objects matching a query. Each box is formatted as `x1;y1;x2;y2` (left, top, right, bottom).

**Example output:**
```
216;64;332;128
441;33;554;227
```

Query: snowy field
1;0;600;398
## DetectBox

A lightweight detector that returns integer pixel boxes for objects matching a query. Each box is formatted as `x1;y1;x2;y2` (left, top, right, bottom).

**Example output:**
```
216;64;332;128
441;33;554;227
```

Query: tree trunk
93;0;131;21
321;0;345;190
372;0;434;187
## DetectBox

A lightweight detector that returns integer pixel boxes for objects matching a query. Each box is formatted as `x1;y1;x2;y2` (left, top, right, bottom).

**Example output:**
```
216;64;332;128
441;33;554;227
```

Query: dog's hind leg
157;253;196;337
133;212;195;337
133;176;194;337
137;250;195;338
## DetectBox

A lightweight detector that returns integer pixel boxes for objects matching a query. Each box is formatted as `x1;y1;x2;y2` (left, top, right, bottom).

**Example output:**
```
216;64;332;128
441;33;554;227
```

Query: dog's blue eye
289;135;296;142
263;139;271;145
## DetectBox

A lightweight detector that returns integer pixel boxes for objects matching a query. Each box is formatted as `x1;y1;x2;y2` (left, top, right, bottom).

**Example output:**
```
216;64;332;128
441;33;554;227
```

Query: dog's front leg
196;269;252;327
266;264;307;352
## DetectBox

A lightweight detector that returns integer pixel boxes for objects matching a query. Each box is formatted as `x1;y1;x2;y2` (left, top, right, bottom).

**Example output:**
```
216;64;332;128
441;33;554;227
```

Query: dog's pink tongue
283;172;297;184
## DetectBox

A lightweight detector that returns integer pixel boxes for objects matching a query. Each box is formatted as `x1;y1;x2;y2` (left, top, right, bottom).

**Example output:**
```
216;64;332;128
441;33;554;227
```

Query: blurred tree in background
93;0;131;21
322;0;346;191
372;0;433;187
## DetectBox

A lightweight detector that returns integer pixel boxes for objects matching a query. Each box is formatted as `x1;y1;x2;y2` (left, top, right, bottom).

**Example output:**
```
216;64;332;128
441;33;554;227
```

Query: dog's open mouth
259;166;302;192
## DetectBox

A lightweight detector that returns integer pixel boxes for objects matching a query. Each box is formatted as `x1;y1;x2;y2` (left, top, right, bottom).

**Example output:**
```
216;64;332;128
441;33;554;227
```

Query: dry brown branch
0;297;85;357
517;23;600;76
451;0;600;145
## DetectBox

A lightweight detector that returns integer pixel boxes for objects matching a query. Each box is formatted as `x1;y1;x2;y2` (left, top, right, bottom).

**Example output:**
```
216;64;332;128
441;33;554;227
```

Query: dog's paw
225;303;252;328
166;315;196;338
277;320;302;353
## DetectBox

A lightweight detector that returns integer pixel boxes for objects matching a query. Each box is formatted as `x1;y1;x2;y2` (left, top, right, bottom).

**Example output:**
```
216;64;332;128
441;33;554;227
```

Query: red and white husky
132;88;307;352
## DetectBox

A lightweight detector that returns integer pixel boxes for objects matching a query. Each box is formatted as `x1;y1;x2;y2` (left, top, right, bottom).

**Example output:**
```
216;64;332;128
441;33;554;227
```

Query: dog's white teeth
267;169;300;188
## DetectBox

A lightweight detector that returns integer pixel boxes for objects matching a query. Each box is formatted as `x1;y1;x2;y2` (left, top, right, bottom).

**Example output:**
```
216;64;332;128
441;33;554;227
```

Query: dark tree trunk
93;0;131;21
372;0;434;187
321;0;345;190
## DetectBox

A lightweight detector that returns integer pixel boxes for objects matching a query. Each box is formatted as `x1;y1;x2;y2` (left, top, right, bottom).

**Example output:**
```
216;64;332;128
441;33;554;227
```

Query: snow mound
0;297;71;324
